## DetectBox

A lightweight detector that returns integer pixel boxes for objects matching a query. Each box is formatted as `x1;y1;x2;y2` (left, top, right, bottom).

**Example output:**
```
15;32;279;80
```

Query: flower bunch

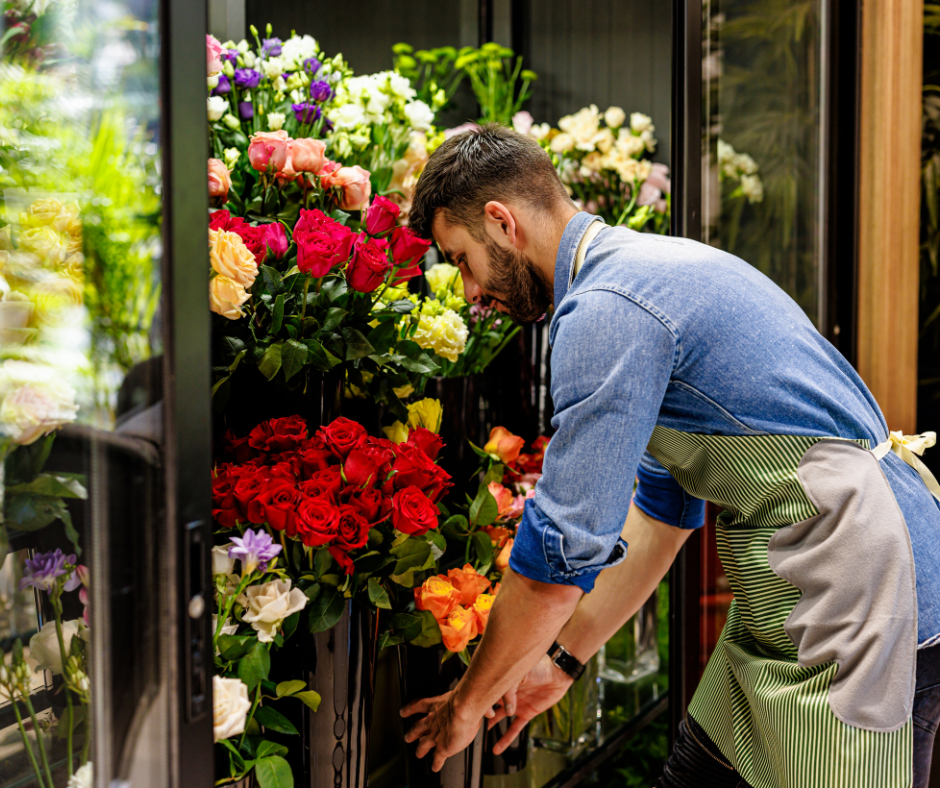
0;360;78;447
413;565;499;655
717;139;764;204
525;106;670;233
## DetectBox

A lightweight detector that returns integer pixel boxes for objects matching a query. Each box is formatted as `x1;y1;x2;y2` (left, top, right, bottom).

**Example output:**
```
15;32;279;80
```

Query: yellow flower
209;229;258;289
407;397;442;433
393;383;415;399
209;275;249;320
18;227;66;265
382;420;410;444
26;198;64;227
425;263;464;298
412;305;468;362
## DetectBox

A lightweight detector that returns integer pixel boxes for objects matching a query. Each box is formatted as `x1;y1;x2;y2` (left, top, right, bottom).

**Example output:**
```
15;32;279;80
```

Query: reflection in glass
0;1;164;786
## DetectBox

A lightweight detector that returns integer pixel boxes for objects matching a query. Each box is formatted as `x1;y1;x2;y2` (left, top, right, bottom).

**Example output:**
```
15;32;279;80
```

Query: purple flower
228;529;282;575
223;48;240;62
212;74;231;96
20;549;76;592
238;101;254;120
292;102;320;124
262;37;283;57
309;80;333;103
233;68;261;90
322;117;334;133
303;57;320;75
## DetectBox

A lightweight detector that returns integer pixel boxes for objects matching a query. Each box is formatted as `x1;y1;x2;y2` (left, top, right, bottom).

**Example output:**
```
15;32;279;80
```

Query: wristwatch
547;641;585;681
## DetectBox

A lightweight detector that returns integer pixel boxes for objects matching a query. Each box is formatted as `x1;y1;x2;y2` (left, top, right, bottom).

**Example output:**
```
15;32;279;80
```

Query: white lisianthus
740;174;764;203
267;112;286;131
237;578;308;643
640;128;657;152
212;545;236;576
349;130;371;150
0;360;78;445
734;152;758;176
223;147;240;169
223;61;235;78
387;70;417;100
29;619;86;675
223;114;241;130
404;100;434;131
66;762;93;788
207;96;229;121
207;74;220;90
262;56;285;79
333;103;366;129
280;35;319;69
332;132;353;159
272;76;286;93
286;72;308;91
235;40;250;54
240;50;256;69
615;130;646;158
213;675;251;742
630;112;653;134
604;106;626;129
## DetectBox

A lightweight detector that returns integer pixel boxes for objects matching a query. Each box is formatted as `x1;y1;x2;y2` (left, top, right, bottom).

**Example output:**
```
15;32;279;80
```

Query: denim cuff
634;469;706;529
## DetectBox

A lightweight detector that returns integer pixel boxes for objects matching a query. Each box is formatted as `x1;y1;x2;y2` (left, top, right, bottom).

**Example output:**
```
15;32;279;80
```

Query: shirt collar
553;211;602;312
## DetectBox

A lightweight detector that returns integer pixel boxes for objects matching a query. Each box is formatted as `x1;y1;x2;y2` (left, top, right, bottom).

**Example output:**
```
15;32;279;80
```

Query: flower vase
598;590;660;683
482;717;528;775
426;375;486;501
529;654;599;757
271;600;378;788
397;643;484;788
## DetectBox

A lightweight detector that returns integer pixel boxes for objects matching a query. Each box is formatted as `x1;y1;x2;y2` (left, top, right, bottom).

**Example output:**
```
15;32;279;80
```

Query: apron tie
873;430;940;503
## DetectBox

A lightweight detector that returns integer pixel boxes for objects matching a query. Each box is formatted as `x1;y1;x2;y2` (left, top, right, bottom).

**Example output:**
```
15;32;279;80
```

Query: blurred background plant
391;44;465;112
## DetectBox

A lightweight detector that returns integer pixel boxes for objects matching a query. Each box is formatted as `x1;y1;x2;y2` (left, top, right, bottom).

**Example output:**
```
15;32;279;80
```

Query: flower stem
10;697;46;788
238;685;262;749
80;699;91;765
52;607;75;773
23;692;54;787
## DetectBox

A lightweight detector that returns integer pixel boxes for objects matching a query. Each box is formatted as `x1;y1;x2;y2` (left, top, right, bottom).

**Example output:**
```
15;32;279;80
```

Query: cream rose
630;112;653;134
212;545;236;576
209;275;249;320
549;132;574;154
0;361;79;445
213;675;251;742
604;106;626;129
237;578;308;643
30;619;86;675
209;229;258;288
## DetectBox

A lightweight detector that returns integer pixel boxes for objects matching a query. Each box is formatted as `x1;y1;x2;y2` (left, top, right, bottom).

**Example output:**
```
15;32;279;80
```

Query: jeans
656;646;940;788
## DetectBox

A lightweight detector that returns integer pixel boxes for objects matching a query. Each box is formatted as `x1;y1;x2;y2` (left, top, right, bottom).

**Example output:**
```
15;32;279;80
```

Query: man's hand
401;691;490;773
488;655;573;754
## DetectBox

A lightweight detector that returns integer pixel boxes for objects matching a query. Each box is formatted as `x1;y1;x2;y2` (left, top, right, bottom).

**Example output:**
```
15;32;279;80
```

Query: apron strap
873;431;940;503
570;219;607;284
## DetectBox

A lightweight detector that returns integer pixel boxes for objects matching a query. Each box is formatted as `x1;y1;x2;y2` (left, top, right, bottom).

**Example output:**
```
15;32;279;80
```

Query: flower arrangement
717;139;764;204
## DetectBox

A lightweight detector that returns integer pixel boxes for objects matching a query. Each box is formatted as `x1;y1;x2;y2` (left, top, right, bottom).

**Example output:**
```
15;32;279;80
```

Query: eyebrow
440;247;455;263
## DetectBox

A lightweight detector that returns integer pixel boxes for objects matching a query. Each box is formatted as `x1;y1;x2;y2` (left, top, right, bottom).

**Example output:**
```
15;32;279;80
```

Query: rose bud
472;593;496;633
414;575;461;622
440;606;478;653
495;538;514;573
364;195;401;237
488;481;515;520
208;158;232;207
346;236;391;293
446;564;491;606
248;130;290;173
389;225;431;284
290;138;327;173
484;426;525;464
261;222;288;261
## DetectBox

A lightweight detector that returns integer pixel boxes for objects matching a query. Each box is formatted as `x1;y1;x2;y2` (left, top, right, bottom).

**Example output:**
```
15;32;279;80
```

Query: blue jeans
657;646;940;788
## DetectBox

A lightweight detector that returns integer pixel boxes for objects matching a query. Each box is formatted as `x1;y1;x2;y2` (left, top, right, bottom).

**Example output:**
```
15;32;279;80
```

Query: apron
572;220;940;787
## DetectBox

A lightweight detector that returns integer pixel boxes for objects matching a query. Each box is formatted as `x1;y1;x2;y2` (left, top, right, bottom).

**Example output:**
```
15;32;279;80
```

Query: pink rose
444;122;480;139
325;165;372;211
261;223;288;260
364;195;401;237
207;35;224;76
646;162;670;193
345;235;391;293
208;158;231;206
389;225;431;285
294;208;331;234
290;138;327;173
296;222;356;278
248;130;290;173
512;111;534;135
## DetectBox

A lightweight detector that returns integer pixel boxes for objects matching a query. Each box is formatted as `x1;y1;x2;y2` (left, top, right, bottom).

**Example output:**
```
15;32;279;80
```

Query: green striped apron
646;426;921;788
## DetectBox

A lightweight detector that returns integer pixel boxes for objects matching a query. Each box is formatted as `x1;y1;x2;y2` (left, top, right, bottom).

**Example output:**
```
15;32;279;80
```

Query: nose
461;271;484;304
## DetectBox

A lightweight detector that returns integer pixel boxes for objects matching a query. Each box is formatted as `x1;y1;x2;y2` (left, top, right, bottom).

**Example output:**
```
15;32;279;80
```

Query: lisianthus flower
293;102;320;125
228;528;282;575
262;37;282;57
233;68;261;90
309;80;333;103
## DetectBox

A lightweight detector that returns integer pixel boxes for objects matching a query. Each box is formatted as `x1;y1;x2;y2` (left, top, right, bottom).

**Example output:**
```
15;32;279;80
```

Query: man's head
410;124;576;323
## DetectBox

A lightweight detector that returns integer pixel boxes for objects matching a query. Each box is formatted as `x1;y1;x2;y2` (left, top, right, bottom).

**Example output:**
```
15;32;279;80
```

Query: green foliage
392;44;466;108
455;42;537;126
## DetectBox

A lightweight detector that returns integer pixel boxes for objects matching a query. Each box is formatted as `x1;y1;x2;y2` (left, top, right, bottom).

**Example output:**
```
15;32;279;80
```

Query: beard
482;236;552;323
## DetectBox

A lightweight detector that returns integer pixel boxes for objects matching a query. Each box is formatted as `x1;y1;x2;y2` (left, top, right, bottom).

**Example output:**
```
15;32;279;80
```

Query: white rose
404;100;434;132
267;112;286;131
630;112;653;134
529;122;552;141
262;57;285;79
212;545;236;576
29;619;86;675
0;373;78;445
66;762;93;788
207;96;229;122
550;132;574;154
604;106;626;129
237;578;308;643
213;675;251;742
333;103;366;129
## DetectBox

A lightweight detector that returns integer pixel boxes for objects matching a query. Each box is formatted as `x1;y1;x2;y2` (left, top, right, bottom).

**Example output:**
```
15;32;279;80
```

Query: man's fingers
415;735;437;760
483;705;496;719
492;716;531;755
501;687;518;718
403;718;429;743
431;749;448;773
401;695;440;717
486;706;509;730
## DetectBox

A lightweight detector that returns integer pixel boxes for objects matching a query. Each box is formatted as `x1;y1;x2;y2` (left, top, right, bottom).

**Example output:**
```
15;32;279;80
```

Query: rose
414;575;461;621
604;106;626;128
481;525;513;547
484;426;525;464
212;475;238;528
447;564;491;606
386;443;450;501
246;483;300;532
210;274;248;320
472;593;495;633
209;229;258;288
0;379;78;446
512;110;535;135
290;138;327;173
364;196;401;237
29;619;85;675
231;222;289;265
238;578;308;642
212;544;236;576
317;417;367;459
296;440;335;478
495;538;514;573
248;130;290;172
346;236;392;293
324;165;372;211
392;486;439;536
248;415;308;452
295;224;355;277
488;482;515;519
209;210;246;234
208;158;231;206
344;449;382;488
299;467;344;501
295;498;340;547
440;606;478;653
389;226;431;284
232;472;268;515
207;34;224;76
294;208;330;234
334;505;370;551
343;487;390;525
213;675;251;742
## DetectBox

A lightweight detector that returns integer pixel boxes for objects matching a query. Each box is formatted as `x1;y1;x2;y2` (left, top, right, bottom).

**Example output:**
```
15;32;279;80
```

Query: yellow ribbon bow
873;431;940;502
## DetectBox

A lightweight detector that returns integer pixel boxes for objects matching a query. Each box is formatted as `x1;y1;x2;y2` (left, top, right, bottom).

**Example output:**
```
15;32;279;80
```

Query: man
400;124;940;788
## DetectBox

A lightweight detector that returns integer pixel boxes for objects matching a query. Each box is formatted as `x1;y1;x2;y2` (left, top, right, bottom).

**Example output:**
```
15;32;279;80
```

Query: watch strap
548;641;586;681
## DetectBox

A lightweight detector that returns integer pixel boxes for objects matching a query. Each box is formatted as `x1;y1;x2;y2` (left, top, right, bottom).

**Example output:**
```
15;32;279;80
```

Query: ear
483;201;520;249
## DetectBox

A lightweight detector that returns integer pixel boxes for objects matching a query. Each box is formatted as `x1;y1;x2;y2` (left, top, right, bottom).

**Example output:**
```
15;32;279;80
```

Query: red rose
345;235;391;293
295;497;340;547
342;487;391;526
248;416;308;452
209;210;247;233
387;443;452;501
270;461;298;481
334;504;370;551
233;471;272;515
329;546;355;575
294;208;331;234
364;195;401;237
407;427;445;461
392;486;439;536
212;472;237;510
297;438;335;478
295;224;355;277
389;226;431;285
317;417;367;460
246;483;301;531
213;506;240;529
344;449;382;488
223;429;257;463
298;466;343;501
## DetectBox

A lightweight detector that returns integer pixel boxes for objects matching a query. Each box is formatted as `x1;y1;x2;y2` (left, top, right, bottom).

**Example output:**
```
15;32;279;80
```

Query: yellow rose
18;227;66;265
407;397;442;433
27;198;64;227
393;383;415;399
209;229;258;289
209;275;249;320
382;420;410;444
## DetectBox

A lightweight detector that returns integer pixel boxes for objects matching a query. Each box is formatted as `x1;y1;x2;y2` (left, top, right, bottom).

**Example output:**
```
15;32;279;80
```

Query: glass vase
599;589;660;684
529;654;599;756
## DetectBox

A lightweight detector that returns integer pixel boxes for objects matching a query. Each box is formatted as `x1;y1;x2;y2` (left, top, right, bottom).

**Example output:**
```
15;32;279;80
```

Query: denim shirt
509;212;940;646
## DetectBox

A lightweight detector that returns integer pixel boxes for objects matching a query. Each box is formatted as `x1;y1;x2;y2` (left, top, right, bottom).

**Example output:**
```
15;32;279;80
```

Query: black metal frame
160;0;214;783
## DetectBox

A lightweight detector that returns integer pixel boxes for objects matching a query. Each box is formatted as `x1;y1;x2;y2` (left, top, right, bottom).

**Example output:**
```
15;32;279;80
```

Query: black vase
397;644;484;788
482;718;528;775
273;601;378;788
426;376;486;501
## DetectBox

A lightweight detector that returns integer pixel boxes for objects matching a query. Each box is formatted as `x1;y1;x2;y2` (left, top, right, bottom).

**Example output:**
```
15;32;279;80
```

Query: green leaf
367;578;392;610
237;640;271;692
471;531;494;567
271;294;286;334
255;741;289;760
303;339;342;370
469;485;498;527
6;473;87;499
426;529;447;553
482;464;505;486
330;208;351;226
218;634;253;661
222;336;246;359
367;320;398;353
314;547;333;577
5;493;62;532
377;631;406;649
321;307;348;332
58;507;81;557
258;343;284;381
390;539;432;576
307;585;345;633
254;707;299;736
388;299;416;313
281;339;309;382
255;755;295;788
410;609;443;648
260;265;284;293
467;440;493;459
294;690;321;711
276;680;306;698
282;610;301;641
441;514;469;536
397;354;439;375
342;328;375;360
457;648;471;667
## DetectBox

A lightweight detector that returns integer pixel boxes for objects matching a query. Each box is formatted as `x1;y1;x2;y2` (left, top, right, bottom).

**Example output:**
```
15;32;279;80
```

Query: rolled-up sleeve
509;289;678;592
634;450;706;529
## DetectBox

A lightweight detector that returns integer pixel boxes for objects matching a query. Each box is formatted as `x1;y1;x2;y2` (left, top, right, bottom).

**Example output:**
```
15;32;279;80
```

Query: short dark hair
409;123;573;241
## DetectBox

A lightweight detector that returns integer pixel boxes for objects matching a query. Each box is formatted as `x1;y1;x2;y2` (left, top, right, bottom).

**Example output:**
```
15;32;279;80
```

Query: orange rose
414;575;460;622
440;605;478;653
208;158;231;206
447;564;491;606
487;482;515;518
481;525;513;547
326;165;372;211
248;130;290;172
484;427;525;464
495;538;514;573
290;138;327;173
471;593;495;633
490;582;501;596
